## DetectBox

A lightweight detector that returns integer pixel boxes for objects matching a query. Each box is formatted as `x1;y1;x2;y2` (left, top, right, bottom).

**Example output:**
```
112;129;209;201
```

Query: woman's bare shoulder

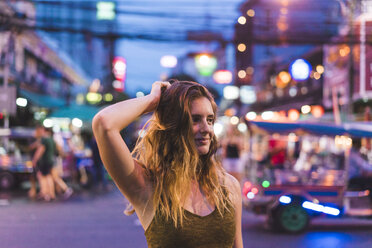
222;173;241;196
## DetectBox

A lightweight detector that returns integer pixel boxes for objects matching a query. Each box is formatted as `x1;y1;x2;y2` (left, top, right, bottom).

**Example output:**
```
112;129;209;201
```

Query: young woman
92;80;243;248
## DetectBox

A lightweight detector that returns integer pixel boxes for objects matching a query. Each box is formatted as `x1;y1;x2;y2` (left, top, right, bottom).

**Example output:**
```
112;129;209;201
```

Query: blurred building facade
323;0;372;121
35;0;119;93
0;1;90;127
234;0;371;122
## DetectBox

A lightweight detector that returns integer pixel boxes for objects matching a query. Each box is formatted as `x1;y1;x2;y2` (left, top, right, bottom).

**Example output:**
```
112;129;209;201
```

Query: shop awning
19;89;66;108
248;121;372;138
48;103;101;122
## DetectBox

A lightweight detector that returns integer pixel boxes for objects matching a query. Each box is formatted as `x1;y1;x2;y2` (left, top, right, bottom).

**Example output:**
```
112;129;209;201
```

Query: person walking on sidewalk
89;135;107;191
93;80;243;248
32;125;55;202
45;128;73;199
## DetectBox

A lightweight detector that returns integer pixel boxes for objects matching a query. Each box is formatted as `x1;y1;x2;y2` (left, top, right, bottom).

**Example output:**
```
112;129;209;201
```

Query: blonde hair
129;80;232;227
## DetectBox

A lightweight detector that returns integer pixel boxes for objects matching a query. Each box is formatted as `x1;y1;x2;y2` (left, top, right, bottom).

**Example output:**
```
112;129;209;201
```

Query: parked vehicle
0;128;35;190
243;121;372;233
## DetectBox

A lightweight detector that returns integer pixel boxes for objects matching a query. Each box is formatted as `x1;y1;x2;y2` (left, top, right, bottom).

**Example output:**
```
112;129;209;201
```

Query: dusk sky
114;0;242;96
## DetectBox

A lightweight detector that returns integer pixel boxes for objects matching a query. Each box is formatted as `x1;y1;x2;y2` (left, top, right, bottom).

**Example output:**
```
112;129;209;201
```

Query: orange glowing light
244;181;252;189
1;155;10;167
247;9;255;17
276;71;291;88
288;109;300;121
339;45;350;57
224;108;236;117
237;43;246;52
281;0;289;6
311;105;324;118
279;71;291;83
277;21;288;31
251;187;258;194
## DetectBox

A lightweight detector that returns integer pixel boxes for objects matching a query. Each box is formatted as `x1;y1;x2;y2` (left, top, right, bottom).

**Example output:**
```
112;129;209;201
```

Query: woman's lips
195;138;209;145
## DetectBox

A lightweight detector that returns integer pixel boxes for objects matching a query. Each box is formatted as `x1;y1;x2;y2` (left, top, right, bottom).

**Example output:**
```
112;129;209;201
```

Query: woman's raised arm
92;81;170;206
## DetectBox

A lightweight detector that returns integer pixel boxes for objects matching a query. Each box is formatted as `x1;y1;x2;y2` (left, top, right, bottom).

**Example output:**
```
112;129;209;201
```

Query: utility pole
346;0;358;122
0;2;22;146
1;31;13;148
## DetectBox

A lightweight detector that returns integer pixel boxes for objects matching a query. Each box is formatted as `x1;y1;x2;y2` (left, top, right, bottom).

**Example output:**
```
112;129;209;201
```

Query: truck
0;128;35;190
243;120;372;233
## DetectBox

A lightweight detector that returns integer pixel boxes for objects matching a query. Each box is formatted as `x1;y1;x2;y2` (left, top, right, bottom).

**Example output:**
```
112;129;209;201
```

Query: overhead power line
2;1;371;45
32;0;243;7
34;2;238;21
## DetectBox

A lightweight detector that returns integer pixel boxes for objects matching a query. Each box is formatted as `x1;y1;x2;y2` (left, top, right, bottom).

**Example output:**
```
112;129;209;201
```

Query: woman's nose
199;119;211;133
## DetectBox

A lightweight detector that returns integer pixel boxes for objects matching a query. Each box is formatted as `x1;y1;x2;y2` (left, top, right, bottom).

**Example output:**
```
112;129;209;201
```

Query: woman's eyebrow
191;114;214;117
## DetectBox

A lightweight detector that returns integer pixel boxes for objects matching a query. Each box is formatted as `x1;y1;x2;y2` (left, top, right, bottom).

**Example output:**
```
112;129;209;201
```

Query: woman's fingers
145;81;171;113
151;81;171;95
162;81;171;88
160;81;171;93
154;81;171;89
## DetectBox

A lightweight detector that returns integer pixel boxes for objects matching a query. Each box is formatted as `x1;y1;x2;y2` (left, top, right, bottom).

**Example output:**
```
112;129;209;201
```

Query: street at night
1;0;372;247
1;186;372;248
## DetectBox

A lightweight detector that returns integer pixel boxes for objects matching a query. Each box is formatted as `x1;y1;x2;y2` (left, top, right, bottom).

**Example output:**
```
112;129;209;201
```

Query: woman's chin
197;146;210;155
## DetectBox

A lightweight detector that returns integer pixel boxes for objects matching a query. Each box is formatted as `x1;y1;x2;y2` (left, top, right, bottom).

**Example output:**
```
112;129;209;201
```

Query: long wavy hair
129;80;232;227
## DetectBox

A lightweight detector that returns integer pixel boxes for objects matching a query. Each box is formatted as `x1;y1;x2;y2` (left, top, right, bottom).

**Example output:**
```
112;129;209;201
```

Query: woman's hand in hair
144;81;171;113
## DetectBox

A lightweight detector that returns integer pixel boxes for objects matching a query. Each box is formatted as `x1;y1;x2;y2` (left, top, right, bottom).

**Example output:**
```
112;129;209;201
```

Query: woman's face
190;97;215;155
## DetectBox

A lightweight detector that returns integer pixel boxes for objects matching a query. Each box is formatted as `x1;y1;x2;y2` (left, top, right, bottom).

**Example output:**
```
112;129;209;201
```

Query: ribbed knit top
144;203;235;248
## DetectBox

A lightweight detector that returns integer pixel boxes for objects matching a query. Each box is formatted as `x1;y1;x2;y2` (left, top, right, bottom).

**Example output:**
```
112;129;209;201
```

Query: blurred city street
0;184;248;248
1;185;372;248
1;0;372;247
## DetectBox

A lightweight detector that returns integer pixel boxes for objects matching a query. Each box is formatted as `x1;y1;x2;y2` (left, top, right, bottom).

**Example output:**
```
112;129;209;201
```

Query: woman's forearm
93;94;156;132
90;81;169;205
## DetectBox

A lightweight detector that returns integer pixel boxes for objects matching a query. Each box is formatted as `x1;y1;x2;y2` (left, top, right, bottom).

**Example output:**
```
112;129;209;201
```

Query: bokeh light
245;111;257;120
223;86;240;100
290;59;311;81
160;55;178;68
213;70;232;84
288;109;300;121
247;9;255;17
238;16;246;24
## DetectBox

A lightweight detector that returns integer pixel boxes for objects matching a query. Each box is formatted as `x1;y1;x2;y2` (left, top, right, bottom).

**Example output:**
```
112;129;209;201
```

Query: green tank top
144;203;235;248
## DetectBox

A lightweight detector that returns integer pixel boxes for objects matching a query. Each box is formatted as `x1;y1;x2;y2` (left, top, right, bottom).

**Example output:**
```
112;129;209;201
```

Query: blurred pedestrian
89;135;107;191
27;138;41;199
32;125;55;202
267;136;287;183
45;128;73;199
93;80;243;248
221;124;244;184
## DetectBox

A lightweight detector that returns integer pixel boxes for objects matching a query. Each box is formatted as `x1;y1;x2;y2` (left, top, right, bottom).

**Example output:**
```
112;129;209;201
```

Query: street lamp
213;70;232;84
160;55;178;68
194;54;217;76
290;59;311;81
112;56;126;92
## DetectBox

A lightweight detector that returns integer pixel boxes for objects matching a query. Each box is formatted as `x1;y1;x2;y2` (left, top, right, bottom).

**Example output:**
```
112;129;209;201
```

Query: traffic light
194;53;217;76
112;56;126;92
